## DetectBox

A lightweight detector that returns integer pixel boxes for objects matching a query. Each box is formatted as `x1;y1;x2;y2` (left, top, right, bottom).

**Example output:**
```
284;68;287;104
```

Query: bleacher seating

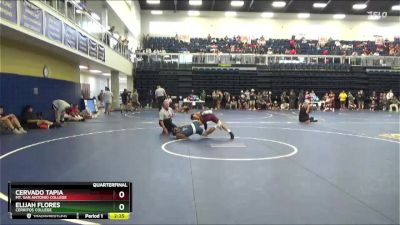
142;36;400;56
134;62;400;103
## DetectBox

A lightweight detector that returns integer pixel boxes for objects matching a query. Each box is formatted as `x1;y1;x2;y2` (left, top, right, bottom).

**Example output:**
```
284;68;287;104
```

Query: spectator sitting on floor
230;96;238;109
0;106;27;134
280;91;289;110
369;91;378;111
65;104;85;122
22;105;55;129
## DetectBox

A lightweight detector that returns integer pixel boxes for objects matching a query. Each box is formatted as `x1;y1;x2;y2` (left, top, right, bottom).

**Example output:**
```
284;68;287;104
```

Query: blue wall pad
0;73;81;120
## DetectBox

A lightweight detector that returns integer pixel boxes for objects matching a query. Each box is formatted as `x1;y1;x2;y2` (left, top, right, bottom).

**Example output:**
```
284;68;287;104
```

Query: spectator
104;26;115;47
200;90;206;101
267;47;273;55
66;104;85;121
249;89;256;111
386;89;394;102
348;92;356;110
0;106;26;134
369;91;378;111
239;90;247;110
379;92;388;111
212;90;218;110
356;90;365;110
22;105;55;129
230;96;238;109
147;89;153;109
280;91;289;110
120;89;130;114
389;96;399;112
328;91;336;112
155;85;167;110
131;89;140;111
216;90;223;110
52;99;71;123
97;90;104;108
298;90;305;110
224;91;231;109
338;90;348;110
266;91;273;110
289;90;297;110
159;99;176;135
103;87;113;115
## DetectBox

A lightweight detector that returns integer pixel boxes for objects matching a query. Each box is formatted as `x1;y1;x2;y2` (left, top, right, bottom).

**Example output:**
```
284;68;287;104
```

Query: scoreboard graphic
8;182;132;220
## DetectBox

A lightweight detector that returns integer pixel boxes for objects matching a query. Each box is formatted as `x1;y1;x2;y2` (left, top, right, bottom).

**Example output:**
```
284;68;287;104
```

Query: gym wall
0;38;81;119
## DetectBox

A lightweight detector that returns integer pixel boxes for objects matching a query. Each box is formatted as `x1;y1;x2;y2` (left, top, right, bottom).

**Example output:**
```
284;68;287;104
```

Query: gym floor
0;110;399;225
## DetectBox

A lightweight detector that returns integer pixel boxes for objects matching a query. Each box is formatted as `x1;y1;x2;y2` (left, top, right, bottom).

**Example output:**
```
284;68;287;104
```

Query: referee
159;100;176;135
155;85;167;110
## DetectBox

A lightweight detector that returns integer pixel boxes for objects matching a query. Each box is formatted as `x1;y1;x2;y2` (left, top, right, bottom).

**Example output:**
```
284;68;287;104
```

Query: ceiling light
76;9;83;14
333;14;346;19
313;2;327;8
188;10;200;16
151;10;163;15
89;70;102;74
147;0;160;4
231;1;244;7
272;1;286;8
225;11;237;17
298;13;310;19
102;73;111;76
368;15;380;20
79;65;88;70
261;12;274;18
189;0;202;6
392;5;400;11
353;3;367;10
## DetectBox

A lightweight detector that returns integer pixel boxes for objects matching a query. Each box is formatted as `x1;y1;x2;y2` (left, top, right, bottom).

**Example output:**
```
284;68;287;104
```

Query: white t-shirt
52;100;70;111
386;92;394;100
155;88;166;98
159;107;174;120
103;91;113;103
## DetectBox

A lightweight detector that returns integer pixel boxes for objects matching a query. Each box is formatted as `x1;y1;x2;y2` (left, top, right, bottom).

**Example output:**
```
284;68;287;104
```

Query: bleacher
142;36;400;56
135;61;399;102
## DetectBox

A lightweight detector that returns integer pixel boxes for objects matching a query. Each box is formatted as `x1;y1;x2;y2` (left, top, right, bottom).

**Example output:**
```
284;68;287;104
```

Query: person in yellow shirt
339;90;348;110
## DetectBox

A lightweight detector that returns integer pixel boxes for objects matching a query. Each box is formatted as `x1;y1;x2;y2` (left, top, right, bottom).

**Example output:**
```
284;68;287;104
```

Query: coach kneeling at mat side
159;100;177;135
299;101;318;124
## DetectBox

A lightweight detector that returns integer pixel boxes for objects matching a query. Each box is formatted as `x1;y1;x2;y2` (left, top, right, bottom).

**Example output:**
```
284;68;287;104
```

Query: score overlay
8;182;132;220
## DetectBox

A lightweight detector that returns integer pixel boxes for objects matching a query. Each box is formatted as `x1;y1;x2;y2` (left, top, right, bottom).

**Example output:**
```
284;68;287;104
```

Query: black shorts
159;119;176;132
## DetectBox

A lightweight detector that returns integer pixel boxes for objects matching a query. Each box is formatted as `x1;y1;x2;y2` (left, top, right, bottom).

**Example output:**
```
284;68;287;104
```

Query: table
182;99;205;109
